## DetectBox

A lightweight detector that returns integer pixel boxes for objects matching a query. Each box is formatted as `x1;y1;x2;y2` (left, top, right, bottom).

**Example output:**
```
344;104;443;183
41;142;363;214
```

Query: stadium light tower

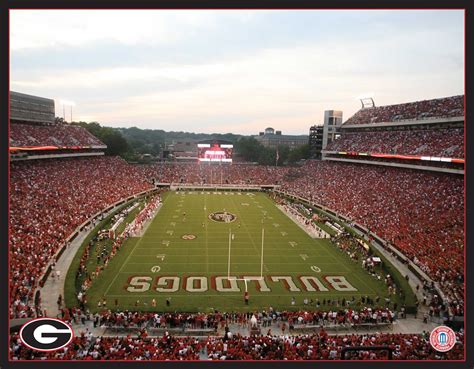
356;93;375;109
59;99;76;122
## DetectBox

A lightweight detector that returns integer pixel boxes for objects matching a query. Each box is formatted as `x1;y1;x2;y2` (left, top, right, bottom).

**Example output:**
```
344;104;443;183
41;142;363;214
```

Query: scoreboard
197;142;233;163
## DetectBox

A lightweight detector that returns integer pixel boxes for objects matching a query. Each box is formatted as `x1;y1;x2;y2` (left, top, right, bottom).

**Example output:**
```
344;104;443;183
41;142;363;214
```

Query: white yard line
228;193;266;274
204;195;209;273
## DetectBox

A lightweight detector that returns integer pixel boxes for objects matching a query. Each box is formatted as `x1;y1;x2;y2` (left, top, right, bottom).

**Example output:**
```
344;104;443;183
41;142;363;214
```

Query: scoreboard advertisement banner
197;142;233;162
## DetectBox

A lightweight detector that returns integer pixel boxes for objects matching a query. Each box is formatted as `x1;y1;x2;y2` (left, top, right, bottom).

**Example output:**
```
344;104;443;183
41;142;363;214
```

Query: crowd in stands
136;163;291;185
10;290;466;360
344;95;464;125
10;288;465;360
65;307;396;331
8;95;466;361
10;157;463;320
77;195;161;299
9;170;465;359
325;128;464;158
10;332;203;360
10;123;105;147
280;160;464;316
10;328;464;360
205;330;464;360
11;304;418;360
9;156;153;318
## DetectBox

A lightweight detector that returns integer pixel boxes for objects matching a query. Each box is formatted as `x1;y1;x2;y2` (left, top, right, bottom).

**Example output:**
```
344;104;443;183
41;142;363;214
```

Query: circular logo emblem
208;211;237;223
19;318;74;352
429;326;457;352
182;234;196;240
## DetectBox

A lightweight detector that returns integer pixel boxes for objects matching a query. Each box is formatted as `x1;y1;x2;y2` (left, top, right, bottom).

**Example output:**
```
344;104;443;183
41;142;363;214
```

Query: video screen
198;143;233;162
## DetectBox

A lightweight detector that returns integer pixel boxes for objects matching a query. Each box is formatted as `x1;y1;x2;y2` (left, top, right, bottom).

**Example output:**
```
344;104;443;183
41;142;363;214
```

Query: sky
10;10;464;135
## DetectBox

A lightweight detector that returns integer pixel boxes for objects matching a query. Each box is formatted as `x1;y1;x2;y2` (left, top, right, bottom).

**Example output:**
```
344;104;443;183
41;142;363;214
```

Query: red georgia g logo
429;326;457;352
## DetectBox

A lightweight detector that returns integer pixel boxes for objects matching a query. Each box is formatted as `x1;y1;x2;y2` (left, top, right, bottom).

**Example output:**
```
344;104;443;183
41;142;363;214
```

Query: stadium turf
84;191;403;313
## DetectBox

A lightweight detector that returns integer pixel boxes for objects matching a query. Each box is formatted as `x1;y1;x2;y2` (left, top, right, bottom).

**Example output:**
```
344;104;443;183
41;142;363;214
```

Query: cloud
10;10;267;51
10;10;464;134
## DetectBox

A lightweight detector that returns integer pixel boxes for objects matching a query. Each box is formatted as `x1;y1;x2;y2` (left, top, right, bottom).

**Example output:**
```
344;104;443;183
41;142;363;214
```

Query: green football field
85;191;399;313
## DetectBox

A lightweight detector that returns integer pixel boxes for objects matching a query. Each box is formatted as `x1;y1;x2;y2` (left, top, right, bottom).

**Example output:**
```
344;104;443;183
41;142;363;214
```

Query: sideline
67;315;438;340
39;193;159;318
276;204;329;239
103;200;163;295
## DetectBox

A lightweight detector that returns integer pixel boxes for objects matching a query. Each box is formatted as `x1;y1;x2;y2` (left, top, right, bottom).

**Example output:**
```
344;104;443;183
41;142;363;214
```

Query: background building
309;125;324;159
167;138;199;161
10;91;55;125
254;127;308;150
10;91;106;161
322;110;343;155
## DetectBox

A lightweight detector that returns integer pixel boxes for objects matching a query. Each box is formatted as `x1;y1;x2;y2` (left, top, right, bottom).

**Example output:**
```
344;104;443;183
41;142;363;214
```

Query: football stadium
7;9;466;363
9;92;465;361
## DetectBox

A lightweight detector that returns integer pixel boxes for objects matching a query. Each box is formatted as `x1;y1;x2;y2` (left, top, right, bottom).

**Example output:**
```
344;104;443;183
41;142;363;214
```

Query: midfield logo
208;211;237;223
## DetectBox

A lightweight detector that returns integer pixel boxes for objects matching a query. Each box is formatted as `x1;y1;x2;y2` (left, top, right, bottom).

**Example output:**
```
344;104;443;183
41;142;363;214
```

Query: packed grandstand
9;94;464;360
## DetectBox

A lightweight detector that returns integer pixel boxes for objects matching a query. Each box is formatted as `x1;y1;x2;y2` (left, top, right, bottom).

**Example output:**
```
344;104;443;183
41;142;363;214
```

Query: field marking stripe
247;194;329;275
228;192;266;274
101;192;380;302
258;193;324;273
204;194;209;273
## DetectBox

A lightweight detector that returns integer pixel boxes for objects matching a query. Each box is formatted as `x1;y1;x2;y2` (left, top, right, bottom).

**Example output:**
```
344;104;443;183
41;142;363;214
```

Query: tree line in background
68;119;310;165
